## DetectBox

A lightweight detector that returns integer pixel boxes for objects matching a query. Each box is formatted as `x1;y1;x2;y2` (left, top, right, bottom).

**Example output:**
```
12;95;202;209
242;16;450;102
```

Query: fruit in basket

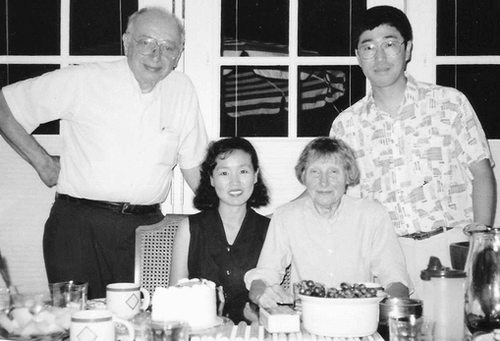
297;280;378;298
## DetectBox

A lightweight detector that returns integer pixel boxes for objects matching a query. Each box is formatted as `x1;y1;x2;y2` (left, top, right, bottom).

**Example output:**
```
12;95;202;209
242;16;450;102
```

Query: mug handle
113;316;135;341
140;287;150;310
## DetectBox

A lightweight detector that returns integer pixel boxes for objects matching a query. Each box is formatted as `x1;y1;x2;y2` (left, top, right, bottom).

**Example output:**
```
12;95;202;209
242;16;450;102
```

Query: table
189;321;383;341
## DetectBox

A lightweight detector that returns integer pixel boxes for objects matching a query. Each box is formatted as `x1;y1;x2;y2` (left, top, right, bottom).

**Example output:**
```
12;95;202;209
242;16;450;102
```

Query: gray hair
295;137;360;186
126;7;185;45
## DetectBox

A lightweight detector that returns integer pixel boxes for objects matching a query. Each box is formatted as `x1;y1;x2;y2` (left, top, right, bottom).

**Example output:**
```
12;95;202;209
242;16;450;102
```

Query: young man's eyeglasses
130;35;180;60
357;40;405;60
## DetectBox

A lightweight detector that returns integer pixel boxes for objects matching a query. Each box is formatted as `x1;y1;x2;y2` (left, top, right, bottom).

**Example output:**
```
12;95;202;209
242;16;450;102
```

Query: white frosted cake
152;278;218;330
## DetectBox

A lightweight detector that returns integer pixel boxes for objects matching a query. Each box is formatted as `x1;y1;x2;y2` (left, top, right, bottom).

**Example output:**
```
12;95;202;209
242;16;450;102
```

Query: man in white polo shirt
0;7;208;298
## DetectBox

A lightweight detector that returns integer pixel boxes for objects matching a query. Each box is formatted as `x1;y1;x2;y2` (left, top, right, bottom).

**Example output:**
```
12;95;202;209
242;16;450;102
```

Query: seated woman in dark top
170;136;270;323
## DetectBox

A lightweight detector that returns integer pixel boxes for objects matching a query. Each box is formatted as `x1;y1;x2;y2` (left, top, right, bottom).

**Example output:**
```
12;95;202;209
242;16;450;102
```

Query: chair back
134;214;188;302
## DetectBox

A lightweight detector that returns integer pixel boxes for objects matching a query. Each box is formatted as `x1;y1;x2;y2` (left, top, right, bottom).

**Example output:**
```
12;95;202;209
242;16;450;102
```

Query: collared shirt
3;58;208;204
244;195;411;291
330;74;493;235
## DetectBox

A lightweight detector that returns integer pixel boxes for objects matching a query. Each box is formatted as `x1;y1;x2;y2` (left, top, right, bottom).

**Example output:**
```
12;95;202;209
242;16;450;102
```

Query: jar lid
420;256;466;280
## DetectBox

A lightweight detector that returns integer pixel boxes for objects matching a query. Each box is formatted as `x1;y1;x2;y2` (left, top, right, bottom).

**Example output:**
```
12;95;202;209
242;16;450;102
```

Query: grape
296;280;380;299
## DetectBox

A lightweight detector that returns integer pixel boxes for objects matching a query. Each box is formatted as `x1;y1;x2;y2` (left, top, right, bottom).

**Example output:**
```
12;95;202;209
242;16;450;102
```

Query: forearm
181;166;201;193
471;159;497;226
0;91;59;186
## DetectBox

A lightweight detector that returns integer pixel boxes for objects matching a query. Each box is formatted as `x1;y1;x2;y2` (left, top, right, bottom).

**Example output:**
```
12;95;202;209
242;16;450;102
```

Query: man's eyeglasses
357;40;405;60
130;35;180;60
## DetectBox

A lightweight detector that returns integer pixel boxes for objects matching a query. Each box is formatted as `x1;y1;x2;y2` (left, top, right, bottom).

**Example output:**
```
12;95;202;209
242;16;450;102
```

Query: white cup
70;309;135;341
106;283;150;319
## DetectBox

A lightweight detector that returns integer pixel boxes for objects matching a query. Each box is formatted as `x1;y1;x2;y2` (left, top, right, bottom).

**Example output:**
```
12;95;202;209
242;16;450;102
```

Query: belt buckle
121;203;133;215
411;231;432;240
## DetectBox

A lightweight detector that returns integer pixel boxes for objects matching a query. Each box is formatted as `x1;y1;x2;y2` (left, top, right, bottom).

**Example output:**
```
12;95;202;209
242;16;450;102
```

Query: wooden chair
134;214;188;302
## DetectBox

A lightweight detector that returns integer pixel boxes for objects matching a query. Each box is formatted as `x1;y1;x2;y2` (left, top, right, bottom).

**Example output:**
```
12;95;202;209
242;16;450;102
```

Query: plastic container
421;256;466;341
299;293;386;337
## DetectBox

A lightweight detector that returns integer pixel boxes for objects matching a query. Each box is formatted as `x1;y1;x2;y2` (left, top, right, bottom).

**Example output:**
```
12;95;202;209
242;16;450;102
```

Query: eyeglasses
357;40;405;60
130;35;180;60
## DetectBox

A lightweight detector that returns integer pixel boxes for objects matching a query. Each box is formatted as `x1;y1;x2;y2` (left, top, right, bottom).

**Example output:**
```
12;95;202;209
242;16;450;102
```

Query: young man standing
330;6;496;298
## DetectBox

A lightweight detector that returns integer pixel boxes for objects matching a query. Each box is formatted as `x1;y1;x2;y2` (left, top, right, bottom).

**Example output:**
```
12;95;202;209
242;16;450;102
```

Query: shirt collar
365;72;417;116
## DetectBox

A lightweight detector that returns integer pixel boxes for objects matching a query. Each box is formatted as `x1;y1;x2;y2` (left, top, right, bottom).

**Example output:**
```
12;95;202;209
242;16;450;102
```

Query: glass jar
465;224;500;334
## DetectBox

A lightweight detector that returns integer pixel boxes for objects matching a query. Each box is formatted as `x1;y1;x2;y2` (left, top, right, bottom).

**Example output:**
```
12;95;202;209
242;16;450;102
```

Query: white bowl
299;292;386;337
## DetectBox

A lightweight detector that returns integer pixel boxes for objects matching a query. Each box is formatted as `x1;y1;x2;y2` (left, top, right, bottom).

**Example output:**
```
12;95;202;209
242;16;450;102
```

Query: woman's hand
248;279;294;309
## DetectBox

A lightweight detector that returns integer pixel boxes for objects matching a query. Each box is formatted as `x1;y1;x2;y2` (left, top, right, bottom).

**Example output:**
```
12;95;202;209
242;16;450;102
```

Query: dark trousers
43;197;163;299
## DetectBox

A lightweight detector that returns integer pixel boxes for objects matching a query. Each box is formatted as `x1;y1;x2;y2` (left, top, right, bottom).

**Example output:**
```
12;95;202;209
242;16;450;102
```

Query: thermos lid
420;256;466;280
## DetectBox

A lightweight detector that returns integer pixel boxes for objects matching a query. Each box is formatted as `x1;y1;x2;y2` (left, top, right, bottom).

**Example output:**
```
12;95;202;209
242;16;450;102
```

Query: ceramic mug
70;309;135;341
106;283;150;319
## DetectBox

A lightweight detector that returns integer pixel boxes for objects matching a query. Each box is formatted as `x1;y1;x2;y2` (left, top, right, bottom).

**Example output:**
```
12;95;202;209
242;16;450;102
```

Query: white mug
106;283;150;319
70;309;135;341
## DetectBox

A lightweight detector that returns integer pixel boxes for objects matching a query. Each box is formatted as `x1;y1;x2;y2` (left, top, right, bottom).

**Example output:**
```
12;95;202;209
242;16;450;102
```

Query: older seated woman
245;137;411;308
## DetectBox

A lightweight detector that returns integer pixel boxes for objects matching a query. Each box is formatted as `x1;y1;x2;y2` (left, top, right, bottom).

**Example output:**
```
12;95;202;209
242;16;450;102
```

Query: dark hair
193;137;270;210
353;6;413;47
295;137;360;186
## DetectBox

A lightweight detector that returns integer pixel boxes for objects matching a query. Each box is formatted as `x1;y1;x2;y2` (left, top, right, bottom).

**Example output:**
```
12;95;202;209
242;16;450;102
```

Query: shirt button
226;270;231;276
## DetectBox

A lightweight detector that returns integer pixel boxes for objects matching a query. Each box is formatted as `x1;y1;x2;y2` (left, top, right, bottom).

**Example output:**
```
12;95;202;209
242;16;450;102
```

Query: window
0;0;138;134
219;0;366;138
436;0;500;139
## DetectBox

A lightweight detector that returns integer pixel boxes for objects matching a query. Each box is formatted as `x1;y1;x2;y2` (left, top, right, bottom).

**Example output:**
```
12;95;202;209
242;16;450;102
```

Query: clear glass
297;65;366;137
436;65;500;139
221;0;289;57
49;281;88;310
464;225;500;335
70;0;137;55
220;66;289;137
0;288;9;313
6;0;60;55
437;0;500;56
298;0;366;57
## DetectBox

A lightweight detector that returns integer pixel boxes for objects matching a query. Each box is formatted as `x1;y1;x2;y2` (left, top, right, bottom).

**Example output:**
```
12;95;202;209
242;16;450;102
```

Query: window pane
8;65;60;134
71;0;137;55
221;66;288;137
299;0;366;57
0;1;5;55
437;0;500;56
7;0;60;55
297;65;365;137
437;65;500;139
221;0;289;57
0;65;6;87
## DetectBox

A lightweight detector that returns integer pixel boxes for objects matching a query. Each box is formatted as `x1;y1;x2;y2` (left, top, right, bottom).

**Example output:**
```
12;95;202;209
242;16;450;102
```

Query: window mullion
60;0;70;68
288;0;299;138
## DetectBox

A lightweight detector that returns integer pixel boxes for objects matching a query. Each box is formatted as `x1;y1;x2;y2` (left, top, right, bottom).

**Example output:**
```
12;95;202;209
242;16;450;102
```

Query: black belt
56;193;160;215
400;226;454;240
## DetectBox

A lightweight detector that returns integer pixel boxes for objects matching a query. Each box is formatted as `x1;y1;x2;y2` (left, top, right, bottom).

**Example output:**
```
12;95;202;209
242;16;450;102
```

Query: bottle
420;256;466;341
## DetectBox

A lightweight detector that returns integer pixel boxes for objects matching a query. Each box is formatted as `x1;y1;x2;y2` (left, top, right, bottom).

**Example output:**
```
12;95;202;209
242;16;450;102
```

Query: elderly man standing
330;6;496;298
0;7;208;298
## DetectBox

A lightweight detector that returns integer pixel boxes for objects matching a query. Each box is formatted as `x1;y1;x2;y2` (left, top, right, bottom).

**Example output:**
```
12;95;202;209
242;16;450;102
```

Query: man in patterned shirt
330;5;496;298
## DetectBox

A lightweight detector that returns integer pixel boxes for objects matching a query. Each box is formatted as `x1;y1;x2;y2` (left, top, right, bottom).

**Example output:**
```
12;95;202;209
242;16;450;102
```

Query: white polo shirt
3;58;208;204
